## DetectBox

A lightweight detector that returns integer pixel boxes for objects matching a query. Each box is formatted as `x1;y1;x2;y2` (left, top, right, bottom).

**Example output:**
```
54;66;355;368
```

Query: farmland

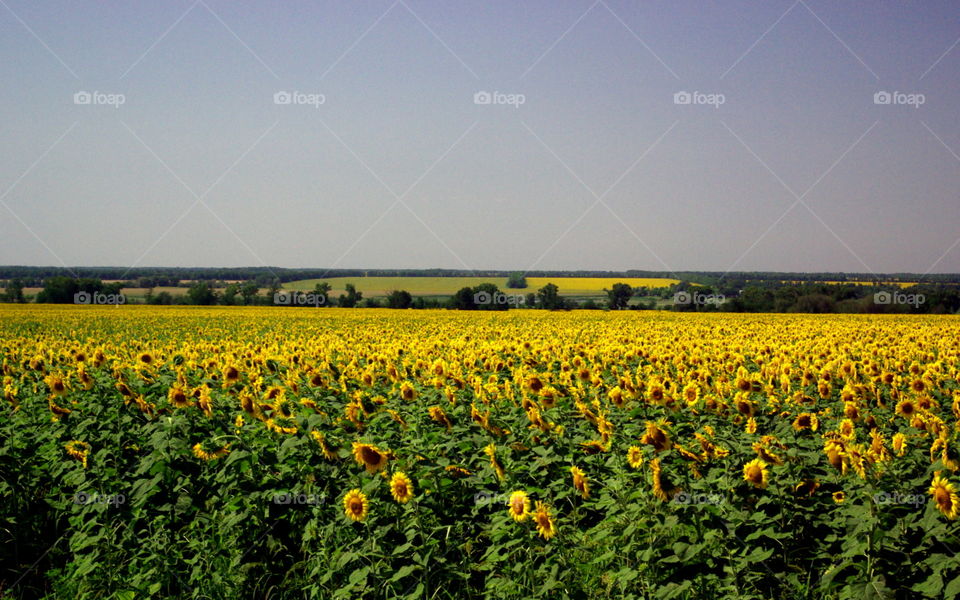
282;276;680;298
2;306;959;599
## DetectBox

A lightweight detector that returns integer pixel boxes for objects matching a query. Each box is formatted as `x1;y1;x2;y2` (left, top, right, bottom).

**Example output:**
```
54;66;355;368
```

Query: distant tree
312;282;332;307
220;283;239;306
536;283;563;310
506;273;527;289
148;291;174;305
361;297;382;308
451;287;476;310
3;278;25;303
36;277;104;304
338;284;362;308
240;282;259;305
473;283;508;311
605;283;633;310
793;294;836;314
187;282;218;306
525;292;537;308
386;290;413;309
266;281;282;303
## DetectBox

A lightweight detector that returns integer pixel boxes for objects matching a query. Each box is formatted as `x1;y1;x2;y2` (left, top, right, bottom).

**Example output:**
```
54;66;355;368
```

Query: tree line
3;276;959;314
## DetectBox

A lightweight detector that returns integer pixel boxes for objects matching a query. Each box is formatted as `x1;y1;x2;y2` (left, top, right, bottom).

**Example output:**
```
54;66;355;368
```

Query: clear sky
1;1;958;275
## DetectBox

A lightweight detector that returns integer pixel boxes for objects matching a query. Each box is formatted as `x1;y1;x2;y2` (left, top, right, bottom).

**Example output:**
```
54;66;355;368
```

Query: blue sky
1;1;959;275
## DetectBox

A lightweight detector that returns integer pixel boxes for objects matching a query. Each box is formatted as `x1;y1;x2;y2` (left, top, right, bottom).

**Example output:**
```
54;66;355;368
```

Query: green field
283;276;679;298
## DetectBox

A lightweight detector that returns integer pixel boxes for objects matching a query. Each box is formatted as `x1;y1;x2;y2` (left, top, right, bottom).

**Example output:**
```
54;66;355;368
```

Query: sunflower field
2;305;960;599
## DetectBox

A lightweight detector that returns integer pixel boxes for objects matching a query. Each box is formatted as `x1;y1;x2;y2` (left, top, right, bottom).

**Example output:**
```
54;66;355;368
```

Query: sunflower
792;413;819;432
832;491;845;504
44;374;68;397
192;442;230;461
137;352;154;366
627;446;644;469
650;457;679;501
507;490;530;522
64;440;90;468
352;441;389;473
532;501;557;540
167;385;193;409
570;466;589;499
640;421;671;452
794;479;820;496
580;439;609;454
745;417;758;434
895;399;917;420
428;405;452;430
389;472;414;504
838;419;856;440
343;488;369;522
400;382;416;401
444;465;471;477
743;458;769;489
484;444;505;481
525;375;544;393
310;431;339;460
929;474;959;520
222;365;240;386
892;432;907;456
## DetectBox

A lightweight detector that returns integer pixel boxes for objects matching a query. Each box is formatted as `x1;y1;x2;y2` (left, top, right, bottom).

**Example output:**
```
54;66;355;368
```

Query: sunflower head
532;501;557;540
929;474;959;520
743;458;769;489
570;466;589;499
793;412;818;432
352;442;389;473
627;446;644;469
389;472;414;504
343;488;369;522
507;490;530;522
640;421;671;452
